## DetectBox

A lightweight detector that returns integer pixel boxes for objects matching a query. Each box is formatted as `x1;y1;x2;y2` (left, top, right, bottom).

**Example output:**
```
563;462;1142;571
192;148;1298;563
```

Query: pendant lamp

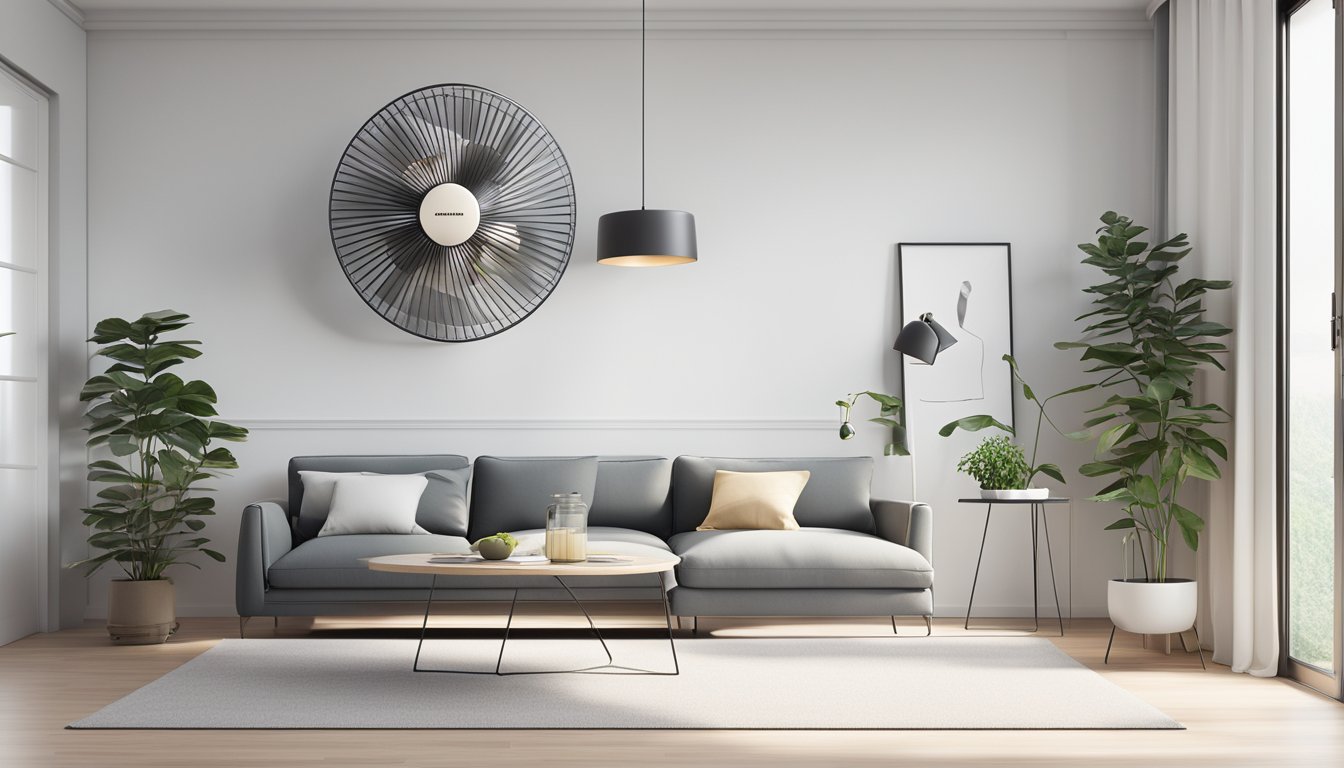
597;0;698;266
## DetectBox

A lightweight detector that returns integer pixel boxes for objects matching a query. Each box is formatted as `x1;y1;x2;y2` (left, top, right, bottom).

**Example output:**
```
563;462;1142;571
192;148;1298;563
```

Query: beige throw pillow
696;470;811;531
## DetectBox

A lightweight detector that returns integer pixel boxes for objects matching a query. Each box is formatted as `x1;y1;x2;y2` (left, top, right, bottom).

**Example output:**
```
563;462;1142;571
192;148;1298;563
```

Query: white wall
0;0;87;634
86;13;1156;618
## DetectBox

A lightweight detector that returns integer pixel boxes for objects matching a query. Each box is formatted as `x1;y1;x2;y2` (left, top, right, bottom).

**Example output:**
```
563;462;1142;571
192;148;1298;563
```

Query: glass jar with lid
544;492;589;563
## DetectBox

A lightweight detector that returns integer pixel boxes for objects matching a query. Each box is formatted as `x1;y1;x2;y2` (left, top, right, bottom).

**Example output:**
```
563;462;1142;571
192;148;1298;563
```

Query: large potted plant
72;310;248;644
1057;212;1231;636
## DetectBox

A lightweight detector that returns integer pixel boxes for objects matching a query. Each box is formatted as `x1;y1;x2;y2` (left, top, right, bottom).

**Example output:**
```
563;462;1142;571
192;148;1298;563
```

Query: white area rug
70;637;1180;730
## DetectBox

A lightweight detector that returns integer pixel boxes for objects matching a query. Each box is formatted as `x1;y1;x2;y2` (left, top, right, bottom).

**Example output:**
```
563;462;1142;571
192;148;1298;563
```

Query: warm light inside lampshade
596;209;698;266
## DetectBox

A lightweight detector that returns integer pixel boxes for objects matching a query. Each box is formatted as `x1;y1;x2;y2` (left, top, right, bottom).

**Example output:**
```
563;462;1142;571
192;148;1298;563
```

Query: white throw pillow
317;474;430;537
297;471;363;527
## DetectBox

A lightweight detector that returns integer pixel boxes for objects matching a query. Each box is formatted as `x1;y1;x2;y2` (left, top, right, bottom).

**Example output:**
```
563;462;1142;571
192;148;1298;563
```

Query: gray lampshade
894;313;957;364
596;209;697;266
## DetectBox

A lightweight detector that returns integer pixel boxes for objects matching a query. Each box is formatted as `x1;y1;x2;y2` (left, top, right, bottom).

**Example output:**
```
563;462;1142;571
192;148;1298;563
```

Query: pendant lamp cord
641;0;646;210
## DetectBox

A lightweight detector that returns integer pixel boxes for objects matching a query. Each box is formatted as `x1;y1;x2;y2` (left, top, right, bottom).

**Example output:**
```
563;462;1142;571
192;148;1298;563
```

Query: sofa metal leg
692;617;699;635
890;616;899;635
924;615;932;636
239;617;249;639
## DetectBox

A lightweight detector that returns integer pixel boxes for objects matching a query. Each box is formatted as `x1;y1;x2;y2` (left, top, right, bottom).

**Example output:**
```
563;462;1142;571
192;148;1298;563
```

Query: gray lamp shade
596;209;697;266
894;313;957;364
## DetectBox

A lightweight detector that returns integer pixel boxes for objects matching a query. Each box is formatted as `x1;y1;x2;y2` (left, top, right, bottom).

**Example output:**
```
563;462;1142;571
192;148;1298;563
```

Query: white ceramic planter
980;488;1049;500
1107;578;1198;635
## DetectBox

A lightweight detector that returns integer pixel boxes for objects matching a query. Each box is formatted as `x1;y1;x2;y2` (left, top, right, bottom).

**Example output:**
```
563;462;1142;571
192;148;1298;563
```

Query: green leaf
1096;423;1135;456
1130;476;1159;507
1146;378;1176;402
1091;487;1135;504
1079;461;1122;477
1183;449;1221;481
1104;518;1138;530
1080;343;1142;367
938;415;1014;438
1034;463;1066;484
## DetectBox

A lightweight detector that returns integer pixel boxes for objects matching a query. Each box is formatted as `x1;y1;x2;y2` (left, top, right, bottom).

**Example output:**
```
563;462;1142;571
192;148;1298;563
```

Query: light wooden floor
2;608;1341;768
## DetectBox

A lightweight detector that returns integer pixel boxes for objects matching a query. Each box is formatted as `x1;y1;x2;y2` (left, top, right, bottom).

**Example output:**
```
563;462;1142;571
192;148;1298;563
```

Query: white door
0;64;50;646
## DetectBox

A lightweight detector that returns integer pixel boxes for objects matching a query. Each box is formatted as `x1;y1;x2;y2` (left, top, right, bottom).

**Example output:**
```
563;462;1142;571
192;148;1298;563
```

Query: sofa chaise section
665;457;934;623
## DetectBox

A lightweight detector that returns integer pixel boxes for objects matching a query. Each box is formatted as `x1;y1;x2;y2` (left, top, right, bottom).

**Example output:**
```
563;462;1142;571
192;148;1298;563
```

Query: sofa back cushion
468;456;599;540
590;457;673;538
288;455;471;540
670;456;874;535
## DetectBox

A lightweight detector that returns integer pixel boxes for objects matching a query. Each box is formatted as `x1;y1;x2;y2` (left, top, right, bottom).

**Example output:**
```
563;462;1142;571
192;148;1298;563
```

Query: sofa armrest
871;499;933;566
236;501;292;617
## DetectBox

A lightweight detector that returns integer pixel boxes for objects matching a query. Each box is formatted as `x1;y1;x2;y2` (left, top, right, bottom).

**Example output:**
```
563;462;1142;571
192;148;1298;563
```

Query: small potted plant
955;435;1034;499
939;354;1090;498
71;310;247;644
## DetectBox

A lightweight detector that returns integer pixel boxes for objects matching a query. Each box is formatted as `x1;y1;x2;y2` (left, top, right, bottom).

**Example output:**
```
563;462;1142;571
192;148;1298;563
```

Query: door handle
1333;292;1340;352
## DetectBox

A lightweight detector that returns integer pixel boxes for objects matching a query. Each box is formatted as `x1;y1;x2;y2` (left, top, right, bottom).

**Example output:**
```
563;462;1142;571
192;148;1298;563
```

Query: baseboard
90;604;1110;621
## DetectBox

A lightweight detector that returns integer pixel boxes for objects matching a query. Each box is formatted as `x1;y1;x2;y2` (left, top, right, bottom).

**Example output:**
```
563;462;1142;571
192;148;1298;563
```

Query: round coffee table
366;552;680;676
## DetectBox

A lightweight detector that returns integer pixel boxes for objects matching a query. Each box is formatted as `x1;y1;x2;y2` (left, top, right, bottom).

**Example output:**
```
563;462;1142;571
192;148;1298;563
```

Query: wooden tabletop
366;552;680;577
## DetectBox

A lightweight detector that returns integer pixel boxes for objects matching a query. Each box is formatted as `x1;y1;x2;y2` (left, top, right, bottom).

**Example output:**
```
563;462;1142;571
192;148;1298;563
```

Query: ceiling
65;0;1153;14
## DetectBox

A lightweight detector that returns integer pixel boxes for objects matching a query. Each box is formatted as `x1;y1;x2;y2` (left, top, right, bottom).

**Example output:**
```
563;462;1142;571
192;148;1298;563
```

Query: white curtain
1165;0;1279;676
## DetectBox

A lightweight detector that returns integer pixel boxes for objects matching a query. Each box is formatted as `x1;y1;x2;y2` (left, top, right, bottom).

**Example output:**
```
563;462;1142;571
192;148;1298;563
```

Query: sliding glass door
1282;0;1342;699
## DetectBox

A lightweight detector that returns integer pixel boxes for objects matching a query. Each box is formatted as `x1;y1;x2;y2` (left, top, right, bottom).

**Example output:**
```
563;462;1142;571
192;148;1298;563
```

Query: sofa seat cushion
668;528;932;590
268;534;469;590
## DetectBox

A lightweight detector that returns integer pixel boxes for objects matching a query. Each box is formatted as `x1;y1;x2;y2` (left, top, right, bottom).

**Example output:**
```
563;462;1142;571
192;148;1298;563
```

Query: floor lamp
893;313;957;501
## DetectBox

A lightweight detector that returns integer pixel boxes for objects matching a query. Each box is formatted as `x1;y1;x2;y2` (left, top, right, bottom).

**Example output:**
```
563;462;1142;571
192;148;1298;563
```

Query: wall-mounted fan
329;84;576;342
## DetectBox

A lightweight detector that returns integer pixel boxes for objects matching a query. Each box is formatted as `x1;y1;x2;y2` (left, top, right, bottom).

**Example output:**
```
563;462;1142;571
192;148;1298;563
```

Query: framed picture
897;242;1015;447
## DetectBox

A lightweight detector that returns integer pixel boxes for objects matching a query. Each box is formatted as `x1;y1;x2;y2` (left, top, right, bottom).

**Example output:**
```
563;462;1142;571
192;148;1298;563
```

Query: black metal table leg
412;572;679;676
658;570;680;675
412;575;439;672
552;576;614;668
965;504;994;630
494;588;521;674
1040;504;1064;635
1030;502;1040;632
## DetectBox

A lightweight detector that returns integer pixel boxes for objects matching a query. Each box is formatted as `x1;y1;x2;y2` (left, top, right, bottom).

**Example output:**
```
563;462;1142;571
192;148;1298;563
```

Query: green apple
472;533;517;560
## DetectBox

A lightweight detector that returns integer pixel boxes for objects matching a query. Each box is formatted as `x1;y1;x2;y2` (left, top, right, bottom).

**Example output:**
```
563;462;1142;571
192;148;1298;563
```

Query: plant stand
958;498;1069;635
1105;623;1207;669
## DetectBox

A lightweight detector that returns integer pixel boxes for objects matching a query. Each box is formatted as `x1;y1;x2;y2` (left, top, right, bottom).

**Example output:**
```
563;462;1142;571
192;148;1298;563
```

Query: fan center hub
418;183;481;246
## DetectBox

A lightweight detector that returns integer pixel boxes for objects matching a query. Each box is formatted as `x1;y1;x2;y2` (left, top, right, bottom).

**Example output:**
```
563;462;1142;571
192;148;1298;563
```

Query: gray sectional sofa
236;454;933;631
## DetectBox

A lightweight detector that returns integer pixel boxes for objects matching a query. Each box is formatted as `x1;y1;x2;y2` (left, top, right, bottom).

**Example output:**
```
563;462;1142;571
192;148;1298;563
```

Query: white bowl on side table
980;488;1050;500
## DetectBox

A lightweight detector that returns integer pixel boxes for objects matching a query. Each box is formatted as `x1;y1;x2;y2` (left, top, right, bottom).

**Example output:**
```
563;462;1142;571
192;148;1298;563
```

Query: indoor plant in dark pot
72;310;247;644
1057;212;1231;637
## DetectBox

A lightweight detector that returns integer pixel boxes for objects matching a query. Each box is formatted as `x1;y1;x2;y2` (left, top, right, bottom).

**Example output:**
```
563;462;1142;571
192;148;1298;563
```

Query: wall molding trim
227;418;838;432
78;8;1152;35
44;0;86;27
